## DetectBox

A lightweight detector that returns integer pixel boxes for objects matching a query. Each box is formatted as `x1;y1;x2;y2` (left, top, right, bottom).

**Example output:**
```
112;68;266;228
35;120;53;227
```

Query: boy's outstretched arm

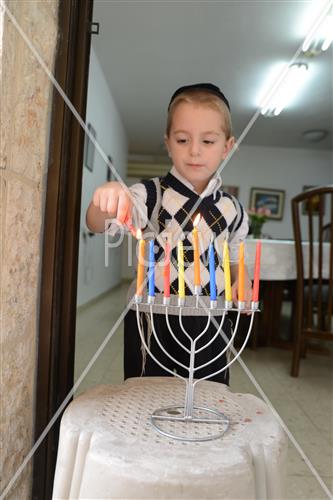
86;181;132;233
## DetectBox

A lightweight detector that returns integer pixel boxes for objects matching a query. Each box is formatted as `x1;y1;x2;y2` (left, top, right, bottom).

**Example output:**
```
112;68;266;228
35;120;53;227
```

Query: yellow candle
177;240;185;298
238;242;245;302
223;240;232;301
192;214;201;286
136;229;145;296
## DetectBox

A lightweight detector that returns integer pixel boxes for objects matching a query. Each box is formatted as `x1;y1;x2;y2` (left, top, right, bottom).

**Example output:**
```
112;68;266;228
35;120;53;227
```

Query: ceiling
92;1;333;155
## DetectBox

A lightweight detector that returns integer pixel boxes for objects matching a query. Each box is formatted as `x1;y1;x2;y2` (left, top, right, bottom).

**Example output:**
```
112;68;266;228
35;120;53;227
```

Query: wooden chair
291;185;333;377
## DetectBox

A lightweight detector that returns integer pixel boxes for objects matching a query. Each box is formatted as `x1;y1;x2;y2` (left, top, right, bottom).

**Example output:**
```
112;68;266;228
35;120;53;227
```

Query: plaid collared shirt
138;171;248;298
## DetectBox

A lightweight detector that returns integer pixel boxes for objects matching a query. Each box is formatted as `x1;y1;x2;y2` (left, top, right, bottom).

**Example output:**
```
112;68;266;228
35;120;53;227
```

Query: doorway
32;1;93;498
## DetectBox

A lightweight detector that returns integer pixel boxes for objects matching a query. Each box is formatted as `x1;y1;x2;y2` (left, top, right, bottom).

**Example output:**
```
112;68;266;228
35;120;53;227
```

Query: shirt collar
170;166;222;197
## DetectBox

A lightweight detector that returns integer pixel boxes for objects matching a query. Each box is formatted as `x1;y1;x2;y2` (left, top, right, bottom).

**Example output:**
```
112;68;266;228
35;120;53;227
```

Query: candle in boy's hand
209;237;217;301
223;239;232;302
177;240;185;299
164;238;171;299
136;229;145;297
192;214;201;290
238;242;245;302
148;239;155;298
252;240;262;302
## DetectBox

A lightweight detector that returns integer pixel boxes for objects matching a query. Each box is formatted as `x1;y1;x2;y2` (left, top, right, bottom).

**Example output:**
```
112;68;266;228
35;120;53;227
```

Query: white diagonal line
2;272;332;499
2;2;170;247
168;0;333;239
193;293;333;499
0;298;134;500
2;1;332;498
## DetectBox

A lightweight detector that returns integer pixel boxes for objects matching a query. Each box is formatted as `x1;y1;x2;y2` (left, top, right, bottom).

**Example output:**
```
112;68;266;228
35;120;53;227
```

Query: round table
52;377;287;499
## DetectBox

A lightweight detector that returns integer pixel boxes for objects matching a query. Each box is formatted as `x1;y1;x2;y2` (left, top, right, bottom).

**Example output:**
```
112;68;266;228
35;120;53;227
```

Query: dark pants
124;310;233;385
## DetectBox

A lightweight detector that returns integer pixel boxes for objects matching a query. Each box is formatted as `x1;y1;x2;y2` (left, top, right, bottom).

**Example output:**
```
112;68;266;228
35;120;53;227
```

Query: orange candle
136;229;145;296
164;239;171;298
252;241;261;302
238;242;245;302
192;214;201;287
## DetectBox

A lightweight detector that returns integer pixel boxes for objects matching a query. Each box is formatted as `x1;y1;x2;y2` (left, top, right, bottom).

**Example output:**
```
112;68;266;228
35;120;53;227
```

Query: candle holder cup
134;294;260;442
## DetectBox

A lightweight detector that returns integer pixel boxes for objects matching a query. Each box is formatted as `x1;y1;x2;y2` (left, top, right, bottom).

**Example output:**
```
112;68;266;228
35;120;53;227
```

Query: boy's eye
175;138;216;145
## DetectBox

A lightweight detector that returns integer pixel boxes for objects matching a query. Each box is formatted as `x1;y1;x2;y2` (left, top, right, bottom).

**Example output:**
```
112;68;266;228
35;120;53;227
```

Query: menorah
134;294;260;442
130;215;262;442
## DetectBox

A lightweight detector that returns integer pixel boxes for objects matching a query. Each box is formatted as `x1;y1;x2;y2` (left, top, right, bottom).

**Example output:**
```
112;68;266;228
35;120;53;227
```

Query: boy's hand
92;181;132;223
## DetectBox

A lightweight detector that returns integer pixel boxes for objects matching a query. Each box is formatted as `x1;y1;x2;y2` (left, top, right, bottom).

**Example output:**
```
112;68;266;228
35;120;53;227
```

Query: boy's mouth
187;163;205;168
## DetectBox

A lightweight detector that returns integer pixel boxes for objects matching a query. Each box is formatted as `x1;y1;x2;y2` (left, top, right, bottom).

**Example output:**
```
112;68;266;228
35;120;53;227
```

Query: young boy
86;83;252;385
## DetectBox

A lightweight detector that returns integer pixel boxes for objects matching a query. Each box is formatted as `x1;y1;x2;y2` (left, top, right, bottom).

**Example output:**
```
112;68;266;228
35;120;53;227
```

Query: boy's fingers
100;192;109;213
124;206;134;225
117;193;131;223
106;194;118;215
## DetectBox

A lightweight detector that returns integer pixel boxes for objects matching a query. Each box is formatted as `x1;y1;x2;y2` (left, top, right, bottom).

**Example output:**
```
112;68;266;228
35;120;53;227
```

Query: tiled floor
75;282;333;499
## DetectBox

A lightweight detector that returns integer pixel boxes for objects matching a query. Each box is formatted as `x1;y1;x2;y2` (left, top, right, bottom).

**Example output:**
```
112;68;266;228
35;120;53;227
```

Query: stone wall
0;1;59;497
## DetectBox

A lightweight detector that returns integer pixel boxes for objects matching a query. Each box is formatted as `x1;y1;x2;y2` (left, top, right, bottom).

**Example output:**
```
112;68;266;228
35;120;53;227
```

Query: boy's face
165;102;235;194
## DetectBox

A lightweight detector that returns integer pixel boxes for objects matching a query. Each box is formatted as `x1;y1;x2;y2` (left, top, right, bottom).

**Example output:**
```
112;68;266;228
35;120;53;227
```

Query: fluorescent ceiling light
260;63;309;117
302;2;333;54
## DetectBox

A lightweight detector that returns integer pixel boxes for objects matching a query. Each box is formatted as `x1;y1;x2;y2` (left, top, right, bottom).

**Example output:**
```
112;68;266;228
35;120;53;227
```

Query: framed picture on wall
106;155;113;182
84;123;96;172
222;185;239;197
302;185;325;215
249;187;285;220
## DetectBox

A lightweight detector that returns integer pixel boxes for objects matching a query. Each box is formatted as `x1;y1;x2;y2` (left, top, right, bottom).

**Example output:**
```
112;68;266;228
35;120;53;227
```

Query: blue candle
209;238;217;301
209;239;216;300
148;239;155;297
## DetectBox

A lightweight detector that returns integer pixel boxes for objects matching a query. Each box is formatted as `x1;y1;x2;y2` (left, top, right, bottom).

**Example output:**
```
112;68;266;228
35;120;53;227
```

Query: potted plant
248;206;271;239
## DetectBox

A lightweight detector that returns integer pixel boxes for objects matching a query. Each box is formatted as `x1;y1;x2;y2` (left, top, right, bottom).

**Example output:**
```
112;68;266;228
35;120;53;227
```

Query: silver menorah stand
135;295;259;442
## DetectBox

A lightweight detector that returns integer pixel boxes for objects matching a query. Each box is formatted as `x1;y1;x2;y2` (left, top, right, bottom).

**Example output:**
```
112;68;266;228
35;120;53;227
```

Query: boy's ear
223;136;236;158
164;134;171;157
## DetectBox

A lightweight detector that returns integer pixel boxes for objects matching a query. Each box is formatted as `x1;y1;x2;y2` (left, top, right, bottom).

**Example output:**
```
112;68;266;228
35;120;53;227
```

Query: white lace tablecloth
245;239;330;281
52;377;287;499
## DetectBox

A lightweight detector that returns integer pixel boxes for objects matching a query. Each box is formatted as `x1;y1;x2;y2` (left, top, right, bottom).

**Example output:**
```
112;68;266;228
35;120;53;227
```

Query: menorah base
151;405;229;442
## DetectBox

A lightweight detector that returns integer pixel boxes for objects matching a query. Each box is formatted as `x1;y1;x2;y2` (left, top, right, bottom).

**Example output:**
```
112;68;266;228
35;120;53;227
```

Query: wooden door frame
32;1;93;498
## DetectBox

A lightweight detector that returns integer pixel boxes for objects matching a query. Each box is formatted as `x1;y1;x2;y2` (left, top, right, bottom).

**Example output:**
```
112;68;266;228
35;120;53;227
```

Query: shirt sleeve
228;199;249;264
105;182;148;236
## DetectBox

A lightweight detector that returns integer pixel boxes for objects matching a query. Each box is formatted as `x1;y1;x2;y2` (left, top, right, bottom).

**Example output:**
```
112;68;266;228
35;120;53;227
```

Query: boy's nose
189;141;201;156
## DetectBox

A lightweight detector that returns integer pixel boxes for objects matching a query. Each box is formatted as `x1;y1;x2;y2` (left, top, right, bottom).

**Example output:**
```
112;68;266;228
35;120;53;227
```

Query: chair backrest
291;185;333;335
322;222;331;242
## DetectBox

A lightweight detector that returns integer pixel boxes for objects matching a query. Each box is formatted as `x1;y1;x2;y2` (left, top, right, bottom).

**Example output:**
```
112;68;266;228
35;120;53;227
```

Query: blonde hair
166;89;233;139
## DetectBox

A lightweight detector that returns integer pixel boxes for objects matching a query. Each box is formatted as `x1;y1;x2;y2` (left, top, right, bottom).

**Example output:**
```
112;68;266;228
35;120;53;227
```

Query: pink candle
252;241;262;302
164;240;171;298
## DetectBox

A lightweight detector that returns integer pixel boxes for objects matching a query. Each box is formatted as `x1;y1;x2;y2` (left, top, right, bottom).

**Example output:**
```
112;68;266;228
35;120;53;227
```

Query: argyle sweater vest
139;172;247;299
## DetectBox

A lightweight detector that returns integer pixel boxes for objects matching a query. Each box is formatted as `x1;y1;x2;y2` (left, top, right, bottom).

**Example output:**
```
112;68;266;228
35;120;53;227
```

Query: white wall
219;144;332;239
77;47;128;307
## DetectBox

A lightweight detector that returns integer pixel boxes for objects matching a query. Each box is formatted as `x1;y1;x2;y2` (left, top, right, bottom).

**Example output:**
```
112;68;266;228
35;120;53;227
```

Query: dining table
244;238;331;348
